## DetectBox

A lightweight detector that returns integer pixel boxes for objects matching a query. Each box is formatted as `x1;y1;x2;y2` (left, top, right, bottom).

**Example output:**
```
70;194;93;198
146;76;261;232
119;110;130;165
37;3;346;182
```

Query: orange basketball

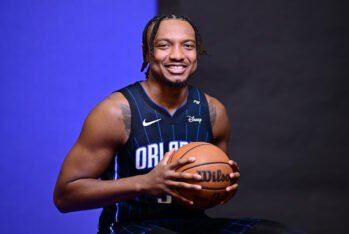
168;142;233;210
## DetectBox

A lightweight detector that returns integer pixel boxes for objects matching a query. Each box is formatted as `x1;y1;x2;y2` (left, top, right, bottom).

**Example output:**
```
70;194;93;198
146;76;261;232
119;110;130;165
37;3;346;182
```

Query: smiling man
54;15;304;234
144;19;198;89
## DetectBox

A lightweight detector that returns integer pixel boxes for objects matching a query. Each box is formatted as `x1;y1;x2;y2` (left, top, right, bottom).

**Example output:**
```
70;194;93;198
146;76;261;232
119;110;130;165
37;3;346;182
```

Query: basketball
168;142;233;210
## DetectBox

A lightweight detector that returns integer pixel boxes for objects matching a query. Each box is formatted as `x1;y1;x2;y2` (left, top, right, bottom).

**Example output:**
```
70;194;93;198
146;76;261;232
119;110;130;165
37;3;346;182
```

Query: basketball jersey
98;81;214;232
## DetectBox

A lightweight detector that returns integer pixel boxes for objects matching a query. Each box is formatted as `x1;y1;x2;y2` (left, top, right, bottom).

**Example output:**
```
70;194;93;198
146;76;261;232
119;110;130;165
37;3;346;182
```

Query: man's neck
142;78;188;115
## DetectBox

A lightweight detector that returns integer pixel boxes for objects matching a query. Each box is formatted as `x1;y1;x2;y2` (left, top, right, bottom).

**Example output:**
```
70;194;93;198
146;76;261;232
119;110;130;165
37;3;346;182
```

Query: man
54;15;303;234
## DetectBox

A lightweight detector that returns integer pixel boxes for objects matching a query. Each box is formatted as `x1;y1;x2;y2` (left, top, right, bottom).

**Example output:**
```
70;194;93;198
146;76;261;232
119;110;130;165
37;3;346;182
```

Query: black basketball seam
180;162;231;172
201;187;227;190
169;143;211;162
176;187;227;191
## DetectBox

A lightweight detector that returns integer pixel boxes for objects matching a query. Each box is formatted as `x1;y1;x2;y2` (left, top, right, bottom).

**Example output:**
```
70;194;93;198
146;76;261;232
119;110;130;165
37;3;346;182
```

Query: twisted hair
140;14;206;78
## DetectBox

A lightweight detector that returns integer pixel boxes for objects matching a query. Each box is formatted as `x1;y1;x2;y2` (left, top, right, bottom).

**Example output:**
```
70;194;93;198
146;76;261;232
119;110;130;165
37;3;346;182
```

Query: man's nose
169;45;185;60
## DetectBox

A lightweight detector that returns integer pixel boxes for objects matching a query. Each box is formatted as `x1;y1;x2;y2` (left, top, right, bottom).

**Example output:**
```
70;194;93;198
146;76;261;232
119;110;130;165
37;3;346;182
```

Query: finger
161;149;176;165
171;171;202;181
167;180;202;191
168;156;196;169
228;160;240;172
226;183;238;192
220;184;239;204
228;160;237;166
165;189;194;205
230;172;240;179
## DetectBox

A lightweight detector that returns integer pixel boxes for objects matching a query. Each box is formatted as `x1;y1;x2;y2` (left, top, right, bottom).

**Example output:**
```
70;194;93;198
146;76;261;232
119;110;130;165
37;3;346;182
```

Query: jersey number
157;195;172;204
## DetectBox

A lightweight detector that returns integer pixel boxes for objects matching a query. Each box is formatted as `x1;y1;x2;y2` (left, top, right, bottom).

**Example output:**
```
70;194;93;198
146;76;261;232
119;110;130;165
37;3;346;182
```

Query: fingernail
188;157;196;161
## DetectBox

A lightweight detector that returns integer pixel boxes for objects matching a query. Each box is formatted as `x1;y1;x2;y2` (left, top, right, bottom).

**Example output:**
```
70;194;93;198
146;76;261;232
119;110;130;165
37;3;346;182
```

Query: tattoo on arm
209;103;216;128
121;104;131;136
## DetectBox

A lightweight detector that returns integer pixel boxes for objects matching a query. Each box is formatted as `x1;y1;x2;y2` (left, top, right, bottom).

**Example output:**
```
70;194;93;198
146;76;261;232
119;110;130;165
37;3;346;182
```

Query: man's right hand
140;150;202;205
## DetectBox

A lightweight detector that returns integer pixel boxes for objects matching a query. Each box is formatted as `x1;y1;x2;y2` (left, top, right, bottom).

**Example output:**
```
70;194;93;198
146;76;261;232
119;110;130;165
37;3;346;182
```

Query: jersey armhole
115;90;134;147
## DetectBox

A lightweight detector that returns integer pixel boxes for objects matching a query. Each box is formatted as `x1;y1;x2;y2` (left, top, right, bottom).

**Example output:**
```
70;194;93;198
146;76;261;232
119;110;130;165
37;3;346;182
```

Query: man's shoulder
87;92;130;123
81;92;130;145
203;93;226;110
108;91;129;105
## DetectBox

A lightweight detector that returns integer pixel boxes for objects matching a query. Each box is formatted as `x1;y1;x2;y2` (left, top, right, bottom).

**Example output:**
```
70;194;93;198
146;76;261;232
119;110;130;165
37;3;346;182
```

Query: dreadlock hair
140;14;206;78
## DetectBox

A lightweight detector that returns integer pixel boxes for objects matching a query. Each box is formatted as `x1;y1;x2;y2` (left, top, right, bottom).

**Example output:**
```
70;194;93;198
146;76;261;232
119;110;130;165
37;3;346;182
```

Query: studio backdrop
0;1;348;234
0;1;156;233
159;1;349;233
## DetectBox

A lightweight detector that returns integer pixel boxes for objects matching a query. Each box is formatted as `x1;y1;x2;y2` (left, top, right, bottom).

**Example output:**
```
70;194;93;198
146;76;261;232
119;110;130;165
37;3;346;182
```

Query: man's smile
165;64;188;74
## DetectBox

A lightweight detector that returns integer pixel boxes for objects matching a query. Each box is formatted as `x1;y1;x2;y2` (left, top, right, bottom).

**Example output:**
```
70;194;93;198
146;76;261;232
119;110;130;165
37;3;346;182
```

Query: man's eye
184;44;195;49
157;44;169;49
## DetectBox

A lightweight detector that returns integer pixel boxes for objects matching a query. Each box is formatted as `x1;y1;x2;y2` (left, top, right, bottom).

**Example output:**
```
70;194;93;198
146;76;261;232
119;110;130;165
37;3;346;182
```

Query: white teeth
166;65;186;74
169;66;184;69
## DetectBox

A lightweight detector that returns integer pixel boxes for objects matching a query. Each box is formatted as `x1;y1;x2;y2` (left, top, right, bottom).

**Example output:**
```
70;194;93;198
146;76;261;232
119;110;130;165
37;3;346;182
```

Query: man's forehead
147;19;196;42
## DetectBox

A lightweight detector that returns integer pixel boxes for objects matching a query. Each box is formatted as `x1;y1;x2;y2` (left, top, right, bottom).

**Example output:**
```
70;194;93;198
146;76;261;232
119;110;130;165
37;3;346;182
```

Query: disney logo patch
187;115;202;124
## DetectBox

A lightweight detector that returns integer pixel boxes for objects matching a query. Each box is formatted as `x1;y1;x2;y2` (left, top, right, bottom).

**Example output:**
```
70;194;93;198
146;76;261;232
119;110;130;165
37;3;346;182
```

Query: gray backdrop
159;0;349;233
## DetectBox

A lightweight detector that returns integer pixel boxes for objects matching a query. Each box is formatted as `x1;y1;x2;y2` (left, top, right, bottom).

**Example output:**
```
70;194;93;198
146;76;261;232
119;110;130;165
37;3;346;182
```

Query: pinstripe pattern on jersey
98;81;214;232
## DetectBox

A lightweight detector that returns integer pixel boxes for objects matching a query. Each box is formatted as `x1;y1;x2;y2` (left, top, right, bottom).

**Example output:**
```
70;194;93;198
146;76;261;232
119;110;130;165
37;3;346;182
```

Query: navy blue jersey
98;81;214;232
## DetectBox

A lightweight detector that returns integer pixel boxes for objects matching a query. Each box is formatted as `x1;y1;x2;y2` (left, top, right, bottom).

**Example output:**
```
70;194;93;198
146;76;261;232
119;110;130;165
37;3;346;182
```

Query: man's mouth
165;64;187;74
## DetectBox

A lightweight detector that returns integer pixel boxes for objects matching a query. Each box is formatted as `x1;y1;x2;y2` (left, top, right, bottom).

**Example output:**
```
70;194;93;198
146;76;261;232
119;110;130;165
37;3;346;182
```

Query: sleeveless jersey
98;81;214;232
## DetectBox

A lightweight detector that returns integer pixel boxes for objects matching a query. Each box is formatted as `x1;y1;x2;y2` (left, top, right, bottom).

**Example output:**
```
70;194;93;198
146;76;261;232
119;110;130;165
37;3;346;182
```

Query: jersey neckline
136;81;190;118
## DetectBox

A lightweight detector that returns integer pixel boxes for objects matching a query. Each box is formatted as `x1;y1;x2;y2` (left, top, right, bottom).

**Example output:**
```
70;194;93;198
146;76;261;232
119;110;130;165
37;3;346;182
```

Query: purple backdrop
0;1;156;233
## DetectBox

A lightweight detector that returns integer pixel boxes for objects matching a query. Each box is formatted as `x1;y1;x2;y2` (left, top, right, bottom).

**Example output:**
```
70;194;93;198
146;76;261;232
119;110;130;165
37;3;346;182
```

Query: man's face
147;19;198;88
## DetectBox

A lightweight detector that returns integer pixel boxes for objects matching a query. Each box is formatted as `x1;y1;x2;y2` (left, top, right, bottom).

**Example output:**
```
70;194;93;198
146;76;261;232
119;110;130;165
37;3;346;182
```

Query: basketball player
54;15;305;234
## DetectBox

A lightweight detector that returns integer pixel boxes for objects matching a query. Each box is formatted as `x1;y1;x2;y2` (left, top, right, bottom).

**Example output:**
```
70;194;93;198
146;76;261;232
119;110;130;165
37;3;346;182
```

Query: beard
149;72;190;89
147;65;193;88
160;77;189;89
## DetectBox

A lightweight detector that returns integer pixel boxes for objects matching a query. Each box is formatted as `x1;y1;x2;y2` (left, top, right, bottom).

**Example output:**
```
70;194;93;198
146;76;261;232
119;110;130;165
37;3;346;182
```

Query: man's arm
206;95;231;154
54;93;201;213
54;92;140;212
209;97;230;155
